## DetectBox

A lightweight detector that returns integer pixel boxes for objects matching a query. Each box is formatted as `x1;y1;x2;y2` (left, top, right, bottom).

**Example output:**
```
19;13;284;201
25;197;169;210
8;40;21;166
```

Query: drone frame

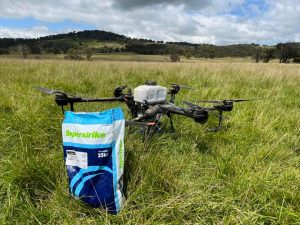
36;83;257;138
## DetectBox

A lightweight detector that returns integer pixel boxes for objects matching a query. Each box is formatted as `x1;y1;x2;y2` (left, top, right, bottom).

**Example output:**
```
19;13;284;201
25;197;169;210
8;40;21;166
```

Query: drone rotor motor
54;93;69;106
114;86;127;97
193;110;209;124
214;102;234;111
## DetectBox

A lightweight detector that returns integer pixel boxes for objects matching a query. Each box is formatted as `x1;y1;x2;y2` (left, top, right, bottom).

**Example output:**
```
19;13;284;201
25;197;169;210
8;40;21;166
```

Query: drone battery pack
62;107;125;214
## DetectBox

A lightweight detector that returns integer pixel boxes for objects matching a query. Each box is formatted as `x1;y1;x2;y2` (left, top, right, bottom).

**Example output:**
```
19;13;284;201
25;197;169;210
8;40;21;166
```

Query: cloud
0;0;299;44
112;0;211;10
0;26;51;38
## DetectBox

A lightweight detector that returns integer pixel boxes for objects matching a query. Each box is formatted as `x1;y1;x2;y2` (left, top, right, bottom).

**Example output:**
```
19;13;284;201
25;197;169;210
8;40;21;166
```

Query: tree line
0;30;299;62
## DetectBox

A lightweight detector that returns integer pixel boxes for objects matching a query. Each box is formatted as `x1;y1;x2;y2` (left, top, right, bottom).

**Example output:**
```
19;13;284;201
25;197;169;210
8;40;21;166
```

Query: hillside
0;30;299;62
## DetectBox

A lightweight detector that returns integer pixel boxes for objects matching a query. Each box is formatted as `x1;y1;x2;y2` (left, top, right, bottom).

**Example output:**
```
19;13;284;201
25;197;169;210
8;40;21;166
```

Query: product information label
66;150;88;169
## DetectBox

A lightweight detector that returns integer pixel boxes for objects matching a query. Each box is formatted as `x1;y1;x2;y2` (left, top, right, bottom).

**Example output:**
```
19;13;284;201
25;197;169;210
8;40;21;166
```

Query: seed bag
62;107;125;214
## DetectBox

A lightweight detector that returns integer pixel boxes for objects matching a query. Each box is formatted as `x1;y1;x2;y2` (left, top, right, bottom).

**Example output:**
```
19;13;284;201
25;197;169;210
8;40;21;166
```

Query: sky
0;0;299;45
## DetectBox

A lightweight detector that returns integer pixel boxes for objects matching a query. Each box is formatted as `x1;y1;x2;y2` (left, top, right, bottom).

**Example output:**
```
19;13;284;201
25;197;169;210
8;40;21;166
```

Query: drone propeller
182;101;216;111
145;80;157;85
35;86;66;95
36;86;83;112
170;83;194;90
195;98;261;104
118;85;127;90
114;85;128;97
35;86;84;100
182;101;202;109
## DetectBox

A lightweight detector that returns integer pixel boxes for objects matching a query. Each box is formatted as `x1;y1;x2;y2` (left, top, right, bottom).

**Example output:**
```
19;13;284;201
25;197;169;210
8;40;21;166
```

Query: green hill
0;30;299;62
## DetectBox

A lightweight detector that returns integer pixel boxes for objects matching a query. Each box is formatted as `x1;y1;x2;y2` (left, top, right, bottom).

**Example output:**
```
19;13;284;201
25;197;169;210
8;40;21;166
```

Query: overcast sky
0;0;299;45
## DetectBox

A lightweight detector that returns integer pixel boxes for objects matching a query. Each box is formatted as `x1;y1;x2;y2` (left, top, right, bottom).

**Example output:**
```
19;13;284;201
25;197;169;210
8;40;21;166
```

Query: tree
262;47;276;63
170;52;180;62
276;43;299;63
28;42;42;54
18;44;31;58
253;47;262;63
65;48;83;60
293;58;300;63
85;48;93;61
0;48;9;54
184;49;192;59
208;51;215;59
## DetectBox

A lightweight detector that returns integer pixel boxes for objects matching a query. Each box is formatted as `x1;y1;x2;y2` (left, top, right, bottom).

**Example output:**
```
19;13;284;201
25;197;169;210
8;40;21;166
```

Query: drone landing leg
166;113;178;140
167;113;176;133
69;102;74;112
218;111;223;130
209;111;223;132
141;125;147;142
141;124;154;142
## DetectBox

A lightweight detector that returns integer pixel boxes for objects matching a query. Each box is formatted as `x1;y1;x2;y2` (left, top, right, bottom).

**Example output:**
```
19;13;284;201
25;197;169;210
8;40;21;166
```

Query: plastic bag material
62;107;125;214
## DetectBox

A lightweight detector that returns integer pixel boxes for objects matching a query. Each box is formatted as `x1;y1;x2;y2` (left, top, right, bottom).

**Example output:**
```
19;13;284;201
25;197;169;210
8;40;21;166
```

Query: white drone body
133;85;168;104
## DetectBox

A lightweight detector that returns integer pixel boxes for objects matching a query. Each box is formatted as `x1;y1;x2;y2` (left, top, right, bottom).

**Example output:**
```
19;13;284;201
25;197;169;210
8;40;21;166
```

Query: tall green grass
0;58;300;224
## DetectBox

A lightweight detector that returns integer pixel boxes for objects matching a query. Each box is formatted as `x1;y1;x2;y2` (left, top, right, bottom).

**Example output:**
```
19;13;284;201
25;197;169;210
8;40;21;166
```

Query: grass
0;53;256;63
0;58;300;224
0;53;170;62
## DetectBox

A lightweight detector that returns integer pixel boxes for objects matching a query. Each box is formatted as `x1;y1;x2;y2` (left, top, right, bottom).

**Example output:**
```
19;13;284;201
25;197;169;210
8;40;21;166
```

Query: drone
36;81;259;137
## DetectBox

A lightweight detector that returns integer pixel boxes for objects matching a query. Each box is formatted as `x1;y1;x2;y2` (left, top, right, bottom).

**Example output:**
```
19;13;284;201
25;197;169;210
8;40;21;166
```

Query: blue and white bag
62;107;125;214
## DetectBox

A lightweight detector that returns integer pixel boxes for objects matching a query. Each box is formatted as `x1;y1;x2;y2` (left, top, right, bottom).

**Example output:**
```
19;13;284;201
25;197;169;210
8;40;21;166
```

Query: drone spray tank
133;84;168;105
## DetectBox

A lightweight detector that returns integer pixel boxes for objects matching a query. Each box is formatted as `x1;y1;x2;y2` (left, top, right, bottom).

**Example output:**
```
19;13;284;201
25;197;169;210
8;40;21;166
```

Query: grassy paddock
0;53;257;63
0;59;300;224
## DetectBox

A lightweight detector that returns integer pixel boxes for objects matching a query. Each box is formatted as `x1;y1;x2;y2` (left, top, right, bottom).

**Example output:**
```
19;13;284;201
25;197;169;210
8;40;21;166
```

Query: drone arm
125;121;155;126
55;95;127;112
71;96;125;103
160;104;193;117
160;104;210;124
165;108;187;117
131;105;161;122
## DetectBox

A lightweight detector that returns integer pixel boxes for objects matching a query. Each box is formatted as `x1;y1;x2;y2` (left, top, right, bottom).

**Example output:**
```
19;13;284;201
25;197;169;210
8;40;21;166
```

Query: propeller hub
55;94;69;106
214;104;233;111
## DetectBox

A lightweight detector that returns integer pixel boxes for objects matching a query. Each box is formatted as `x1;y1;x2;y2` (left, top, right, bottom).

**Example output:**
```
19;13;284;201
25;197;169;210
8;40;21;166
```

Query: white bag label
66;150;88;169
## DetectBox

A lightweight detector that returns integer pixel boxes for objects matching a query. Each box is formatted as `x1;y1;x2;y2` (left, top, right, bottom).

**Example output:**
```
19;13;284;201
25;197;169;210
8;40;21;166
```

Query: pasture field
0;53;256;63
0;58;300;224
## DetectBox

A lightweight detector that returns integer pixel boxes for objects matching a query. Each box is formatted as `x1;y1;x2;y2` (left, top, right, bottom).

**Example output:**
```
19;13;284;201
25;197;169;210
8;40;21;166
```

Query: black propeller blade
118;85;127;90
182;101;218;110
35;86;66;95
228;98;262;103
195;98;262;104
36;86;82;99
170;83;195;90
182;101;202;109
114;85;128;97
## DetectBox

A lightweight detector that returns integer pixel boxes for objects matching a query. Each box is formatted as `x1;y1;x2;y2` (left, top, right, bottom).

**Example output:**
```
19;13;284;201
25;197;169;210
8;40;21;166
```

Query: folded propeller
170;83;195;90
195;98;261;104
